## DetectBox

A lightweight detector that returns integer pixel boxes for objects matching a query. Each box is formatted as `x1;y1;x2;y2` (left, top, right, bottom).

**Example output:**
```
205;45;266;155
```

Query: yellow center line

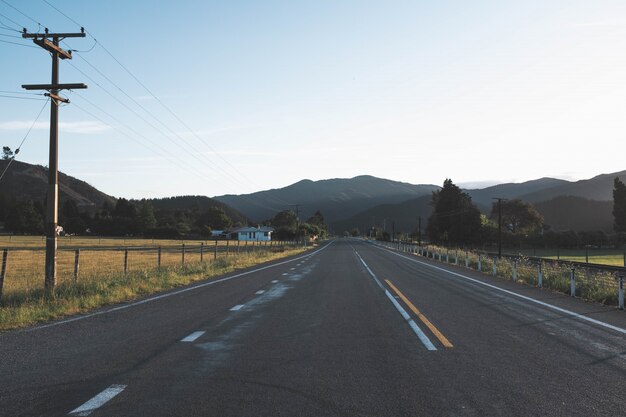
385;279;454;348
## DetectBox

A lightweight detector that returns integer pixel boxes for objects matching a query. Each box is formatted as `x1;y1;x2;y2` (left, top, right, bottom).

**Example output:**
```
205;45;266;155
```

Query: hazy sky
1;0;626;198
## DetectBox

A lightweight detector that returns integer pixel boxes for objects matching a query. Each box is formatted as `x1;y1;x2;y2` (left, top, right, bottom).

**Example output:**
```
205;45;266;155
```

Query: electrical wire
42;0;263;193
0;93;47;100
0;11;22;30
0;0;41;32
0;38;38;48
0;97;50;183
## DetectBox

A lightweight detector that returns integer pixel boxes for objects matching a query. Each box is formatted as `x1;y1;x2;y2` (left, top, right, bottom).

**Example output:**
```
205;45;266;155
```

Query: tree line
0;192;328;241
374;177;626;249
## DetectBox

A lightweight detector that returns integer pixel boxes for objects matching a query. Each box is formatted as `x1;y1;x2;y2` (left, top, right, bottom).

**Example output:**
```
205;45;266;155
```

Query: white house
229;226;274;241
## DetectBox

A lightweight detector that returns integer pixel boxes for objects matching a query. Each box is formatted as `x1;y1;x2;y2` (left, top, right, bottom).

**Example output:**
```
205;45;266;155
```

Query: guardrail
370;240;625;310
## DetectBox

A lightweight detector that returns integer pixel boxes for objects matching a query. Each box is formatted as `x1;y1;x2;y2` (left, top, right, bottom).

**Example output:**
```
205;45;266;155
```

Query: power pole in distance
22;28;88;291
418;216;422;246
492;198;507;259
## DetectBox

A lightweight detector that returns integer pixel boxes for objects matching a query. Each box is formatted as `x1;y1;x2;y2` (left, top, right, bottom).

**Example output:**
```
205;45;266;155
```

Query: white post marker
570;268;576;297
618;275;624;310
69;384;127;416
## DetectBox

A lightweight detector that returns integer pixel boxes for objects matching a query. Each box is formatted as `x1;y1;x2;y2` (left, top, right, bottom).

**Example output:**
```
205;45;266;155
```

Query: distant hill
215;175;440;223
332;195;432;235
519;170;626;203
534;196;613;232
146;195;249;226
0;159;115;212
466;178;570;209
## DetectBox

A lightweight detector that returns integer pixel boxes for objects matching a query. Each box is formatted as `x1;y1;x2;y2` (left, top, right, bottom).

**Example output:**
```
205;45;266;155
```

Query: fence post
446;250;449;263
158;246;162;268
492;257;497;276
478;255;482;272
586;247;589;264
618;275;624;310
538;263;543;288
226;239;230;256
124;248;129;274
465;251;469;268
512;259;517;282
455;250;458;265
214;240;218;260
570;267;576;297
74;249;80;283
237;239;240;253
182;243;186;265
0;249;7;300
200;242;204;262
557;248;560;260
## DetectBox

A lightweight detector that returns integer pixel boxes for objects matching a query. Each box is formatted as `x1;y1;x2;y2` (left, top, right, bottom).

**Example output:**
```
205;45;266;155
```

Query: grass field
0;235;307;330
507;248;626;267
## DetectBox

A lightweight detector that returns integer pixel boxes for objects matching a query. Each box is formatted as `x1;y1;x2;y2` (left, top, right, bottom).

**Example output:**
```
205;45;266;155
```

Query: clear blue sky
2;0;626;198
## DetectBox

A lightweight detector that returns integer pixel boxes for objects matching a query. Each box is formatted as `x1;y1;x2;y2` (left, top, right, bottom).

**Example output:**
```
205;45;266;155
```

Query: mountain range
1;159;623;234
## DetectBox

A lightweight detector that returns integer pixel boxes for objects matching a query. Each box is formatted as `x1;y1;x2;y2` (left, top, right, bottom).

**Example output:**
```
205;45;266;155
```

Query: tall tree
489;199;543;233
136;200;157;233
613;177;626;233
270;210;298;239
426;179;482;245
196;206;232;230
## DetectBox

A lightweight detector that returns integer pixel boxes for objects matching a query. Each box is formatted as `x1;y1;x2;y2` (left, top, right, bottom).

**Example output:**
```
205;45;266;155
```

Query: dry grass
0;237;307;331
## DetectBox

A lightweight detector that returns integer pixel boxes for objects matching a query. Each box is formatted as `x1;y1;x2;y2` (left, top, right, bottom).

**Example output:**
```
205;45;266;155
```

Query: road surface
0;239;624;416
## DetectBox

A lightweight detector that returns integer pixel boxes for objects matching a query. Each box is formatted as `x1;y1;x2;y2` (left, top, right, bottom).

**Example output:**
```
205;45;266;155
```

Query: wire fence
0;240;299;299
372;240;626;310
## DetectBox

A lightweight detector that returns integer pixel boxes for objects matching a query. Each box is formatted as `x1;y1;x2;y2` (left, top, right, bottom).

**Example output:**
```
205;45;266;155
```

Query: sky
1;0;626;198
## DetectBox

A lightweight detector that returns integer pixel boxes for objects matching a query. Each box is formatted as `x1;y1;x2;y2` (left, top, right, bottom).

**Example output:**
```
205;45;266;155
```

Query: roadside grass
413;245;620;306
0;247;307;331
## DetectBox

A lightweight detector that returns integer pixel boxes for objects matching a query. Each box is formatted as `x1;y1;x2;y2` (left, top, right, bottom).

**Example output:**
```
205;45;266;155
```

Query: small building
229;226;274;241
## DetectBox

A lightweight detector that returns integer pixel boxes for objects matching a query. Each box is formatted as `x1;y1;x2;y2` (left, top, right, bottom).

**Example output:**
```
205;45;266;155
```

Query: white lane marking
255;290;265;295
271;280;279;283
230;304;244;311
282;273;289;276
290;268;296;270
69;384;126;416
27;242;334;332
181;331;205;342
379;246;626;336
354;251;437;351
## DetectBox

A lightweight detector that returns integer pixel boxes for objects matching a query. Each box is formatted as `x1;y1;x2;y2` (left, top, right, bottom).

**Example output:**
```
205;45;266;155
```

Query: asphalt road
1;239;624;416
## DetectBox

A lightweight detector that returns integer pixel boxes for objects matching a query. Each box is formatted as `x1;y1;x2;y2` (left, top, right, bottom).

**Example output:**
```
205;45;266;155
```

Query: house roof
230;226;274;233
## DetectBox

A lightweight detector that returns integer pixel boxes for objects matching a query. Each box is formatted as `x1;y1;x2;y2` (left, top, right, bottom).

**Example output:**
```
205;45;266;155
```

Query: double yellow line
384;279;453;348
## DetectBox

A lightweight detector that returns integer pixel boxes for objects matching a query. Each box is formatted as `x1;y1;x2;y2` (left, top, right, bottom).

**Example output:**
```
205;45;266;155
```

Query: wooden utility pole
493;198;507;259
21;28;87;291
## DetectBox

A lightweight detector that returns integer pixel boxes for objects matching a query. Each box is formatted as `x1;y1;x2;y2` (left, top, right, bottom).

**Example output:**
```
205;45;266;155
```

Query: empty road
1;239;624;416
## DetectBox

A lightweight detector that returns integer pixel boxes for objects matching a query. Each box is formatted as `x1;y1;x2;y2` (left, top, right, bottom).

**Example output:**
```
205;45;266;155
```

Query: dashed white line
290;268;296;270
282;273;289;276
230;304;244;311
255;290;265;295
271;280;279;283
181;331;205;342
69;384;126;416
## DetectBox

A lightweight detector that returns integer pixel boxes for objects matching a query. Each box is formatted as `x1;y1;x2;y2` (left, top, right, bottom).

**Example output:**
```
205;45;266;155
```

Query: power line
0;11;23;30
43;0;261;192
68;91;225;184
69;50;255;190
0;38;39;48
0;0;41;32
0;93;47;100
0;97;49;182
